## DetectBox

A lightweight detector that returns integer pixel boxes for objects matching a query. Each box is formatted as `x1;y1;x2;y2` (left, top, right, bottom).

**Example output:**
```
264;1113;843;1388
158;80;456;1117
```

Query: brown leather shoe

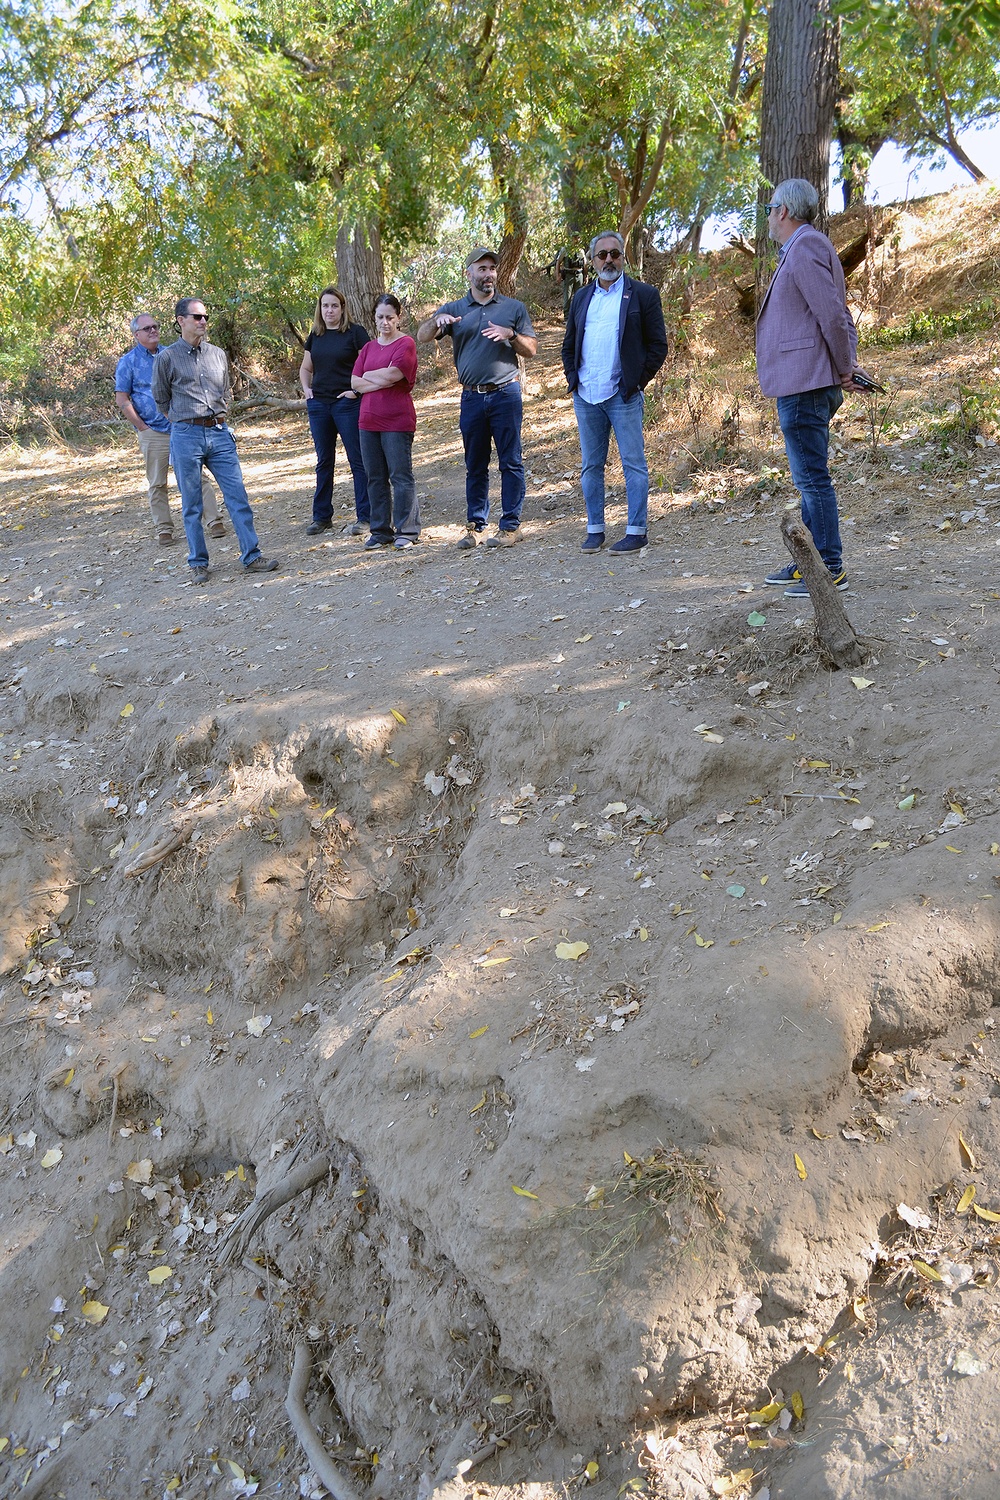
457;526;480;550
208;519;226;538
157;528;174;545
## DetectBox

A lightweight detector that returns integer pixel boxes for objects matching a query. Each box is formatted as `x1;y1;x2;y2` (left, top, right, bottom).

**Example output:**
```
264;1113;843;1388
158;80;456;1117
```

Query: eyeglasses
762;203;781;213
186;312;209;321
594;248;623;261
137;323;159;333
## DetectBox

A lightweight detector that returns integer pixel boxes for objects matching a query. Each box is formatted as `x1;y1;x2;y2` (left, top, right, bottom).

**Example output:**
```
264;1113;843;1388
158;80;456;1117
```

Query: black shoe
581;532;605;552
784;569;849;597
364;535;393;550
189;566;210;585
306;520;333;536
608;532;647;553
244;557;279;573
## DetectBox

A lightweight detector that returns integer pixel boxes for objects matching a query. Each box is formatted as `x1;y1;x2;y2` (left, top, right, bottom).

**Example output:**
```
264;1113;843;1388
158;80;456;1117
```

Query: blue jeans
360;429;419;542
306;395;369;524
169;422;263;569
776;386;844;571
573;390;648;534
459;381;525;531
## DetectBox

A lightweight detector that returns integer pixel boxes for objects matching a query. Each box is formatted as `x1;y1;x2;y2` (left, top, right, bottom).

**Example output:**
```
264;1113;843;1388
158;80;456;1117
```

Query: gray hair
130;312;155;333
772;179;819;223
588;229;625;259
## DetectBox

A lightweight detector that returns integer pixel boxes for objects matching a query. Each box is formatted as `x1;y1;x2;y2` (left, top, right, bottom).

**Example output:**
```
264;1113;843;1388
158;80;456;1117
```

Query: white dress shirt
578;275;624;404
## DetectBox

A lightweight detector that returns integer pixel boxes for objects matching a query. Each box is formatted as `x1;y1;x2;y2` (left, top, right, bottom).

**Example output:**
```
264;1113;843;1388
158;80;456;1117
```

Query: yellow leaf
623;1150;636;1164
866;922;892;932
206;1008;213;1025
41;1147;63;1169
491;1394;513;1404
237;1164;246;1181
470;1091;488;1115
851;677;873;690
794;1153;807;1181
832;912;842;923
62;1068;75;1087
945;845;963;853
639;927;648;941
125;1159;153;1185
166;1480;181;1493
811;1128;832;1139
791;1390;804;1420
555;940;589;961
713;1471;754;1497
694;933;714;948
585;1461;599;1481
147;1265;173;1285
0;1438;7;1452
512;1185;539;1199
575;633;593;643
746;1402;783;1423
81;1300;109;1325
959;1133;977;1170
479;956;510;968
469;1025;489;1039
956;1184;976;1215
912;1259;942;1281
120;703;134;717
268;805;279;818
390;708;407;724
227;1461;246;1481
973;1204;1000;1222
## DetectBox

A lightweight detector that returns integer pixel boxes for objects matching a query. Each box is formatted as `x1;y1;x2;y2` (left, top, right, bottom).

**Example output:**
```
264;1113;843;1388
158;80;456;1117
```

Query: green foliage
869;295;999;344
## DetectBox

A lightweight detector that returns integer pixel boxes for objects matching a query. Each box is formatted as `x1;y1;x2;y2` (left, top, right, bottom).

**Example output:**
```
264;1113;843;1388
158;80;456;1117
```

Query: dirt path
2;323;1000;1500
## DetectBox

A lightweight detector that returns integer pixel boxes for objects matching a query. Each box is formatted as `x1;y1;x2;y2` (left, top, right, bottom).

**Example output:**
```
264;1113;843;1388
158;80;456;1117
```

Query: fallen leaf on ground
897;1202;932;1229
41;1147;63;1169
555;940;589;961
246;1015;272;1037
956;1184;976;1214
959;1132;977;1169
794;1154;807;1181
125;1159;153;1185
747;611;766;627
973;1203;1000;1222
81;1300;110;1324
469;1025;489;1039
147;1265;173;1285
851;677;873;690
389;708;407;723
512;1185;539;1199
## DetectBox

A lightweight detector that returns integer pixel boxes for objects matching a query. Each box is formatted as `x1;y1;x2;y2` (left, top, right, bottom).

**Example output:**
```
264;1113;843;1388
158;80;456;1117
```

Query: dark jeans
776;385;844;571
306;395;369;524
458;381;524;531
360;429;419;542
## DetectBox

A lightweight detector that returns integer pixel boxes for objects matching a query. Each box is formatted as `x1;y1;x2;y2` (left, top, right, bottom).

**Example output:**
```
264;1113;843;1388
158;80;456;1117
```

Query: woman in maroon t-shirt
351;295;420;550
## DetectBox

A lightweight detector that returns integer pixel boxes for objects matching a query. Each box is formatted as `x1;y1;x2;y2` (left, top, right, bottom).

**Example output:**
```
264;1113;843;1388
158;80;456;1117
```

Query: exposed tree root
216;1153;331;1267
780;512;868;669
285;1340;364;1500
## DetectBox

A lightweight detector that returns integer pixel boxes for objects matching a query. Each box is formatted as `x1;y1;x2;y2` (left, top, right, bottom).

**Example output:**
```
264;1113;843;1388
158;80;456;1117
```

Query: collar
466;290;499;308
778;224;809;259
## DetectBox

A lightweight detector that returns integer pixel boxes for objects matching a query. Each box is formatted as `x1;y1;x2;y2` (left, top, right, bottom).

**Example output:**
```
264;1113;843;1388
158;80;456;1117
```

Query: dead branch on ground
780;512;868;669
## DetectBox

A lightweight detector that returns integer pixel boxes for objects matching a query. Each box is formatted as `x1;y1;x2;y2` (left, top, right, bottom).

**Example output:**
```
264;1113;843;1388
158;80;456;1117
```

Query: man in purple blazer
756;179;870;597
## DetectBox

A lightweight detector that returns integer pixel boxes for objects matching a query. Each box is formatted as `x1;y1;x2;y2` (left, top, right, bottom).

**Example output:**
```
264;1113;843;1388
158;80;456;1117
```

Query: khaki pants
136;427;220;535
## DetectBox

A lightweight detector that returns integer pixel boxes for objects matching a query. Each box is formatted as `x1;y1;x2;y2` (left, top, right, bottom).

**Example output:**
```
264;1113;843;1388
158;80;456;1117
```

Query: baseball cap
465;246;498;268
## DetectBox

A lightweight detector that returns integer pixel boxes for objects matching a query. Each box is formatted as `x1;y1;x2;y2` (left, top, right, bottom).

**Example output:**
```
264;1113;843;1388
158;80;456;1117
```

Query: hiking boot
189;566;209;585
244;556;279;573
485;529;520;548
457;526;481;550
208;519;226;538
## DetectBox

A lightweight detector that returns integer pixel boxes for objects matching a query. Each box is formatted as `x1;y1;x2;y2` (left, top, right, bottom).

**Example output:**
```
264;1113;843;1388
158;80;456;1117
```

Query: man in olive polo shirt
151;297;279;584
417;248;537;549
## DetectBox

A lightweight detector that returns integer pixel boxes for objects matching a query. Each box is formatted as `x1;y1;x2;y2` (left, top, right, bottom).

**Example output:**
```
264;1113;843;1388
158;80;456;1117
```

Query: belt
184;414;225;427
462;380;518;394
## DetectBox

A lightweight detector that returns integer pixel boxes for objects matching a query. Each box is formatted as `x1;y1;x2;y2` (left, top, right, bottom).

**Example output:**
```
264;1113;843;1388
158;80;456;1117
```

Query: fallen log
780;511;868;670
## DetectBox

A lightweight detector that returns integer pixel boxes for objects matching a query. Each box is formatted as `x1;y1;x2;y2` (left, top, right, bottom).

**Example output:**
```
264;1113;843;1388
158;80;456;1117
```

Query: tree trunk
757;0;840;293
489;138;528;295
335;221;385;327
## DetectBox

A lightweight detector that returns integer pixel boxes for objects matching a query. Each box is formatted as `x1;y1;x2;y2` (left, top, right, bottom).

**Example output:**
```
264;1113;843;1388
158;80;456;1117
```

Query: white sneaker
394;537;415;549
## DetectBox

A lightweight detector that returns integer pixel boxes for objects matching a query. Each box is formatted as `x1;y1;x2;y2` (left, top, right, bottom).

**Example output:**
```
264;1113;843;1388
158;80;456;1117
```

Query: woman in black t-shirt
299;287;371;535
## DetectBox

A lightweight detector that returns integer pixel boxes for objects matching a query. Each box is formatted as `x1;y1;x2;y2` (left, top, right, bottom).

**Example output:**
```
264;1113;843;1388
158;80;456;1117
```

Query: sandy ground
3;315;1000;1500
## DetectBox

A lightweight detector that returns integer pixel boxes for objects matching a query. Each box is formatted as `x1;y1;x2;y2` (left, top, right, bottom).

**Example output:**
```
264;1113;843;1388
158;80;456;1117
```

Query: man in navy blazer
756;178;871;597
562;231;668;552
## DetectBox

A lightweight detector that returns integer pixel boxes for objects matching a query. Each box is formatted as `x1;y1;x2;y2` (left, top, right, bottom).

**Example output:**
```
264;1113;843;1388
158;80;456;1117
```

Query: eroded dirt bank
3;317;1000;1500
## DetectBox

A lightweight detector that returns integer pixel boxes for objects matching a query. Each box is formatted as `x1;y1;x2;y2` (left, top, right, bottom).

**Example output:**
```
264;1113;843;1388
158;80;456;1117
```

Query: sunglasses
137;323;159;333
762;203;782;212
184;312;209;321
594;248;622;261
